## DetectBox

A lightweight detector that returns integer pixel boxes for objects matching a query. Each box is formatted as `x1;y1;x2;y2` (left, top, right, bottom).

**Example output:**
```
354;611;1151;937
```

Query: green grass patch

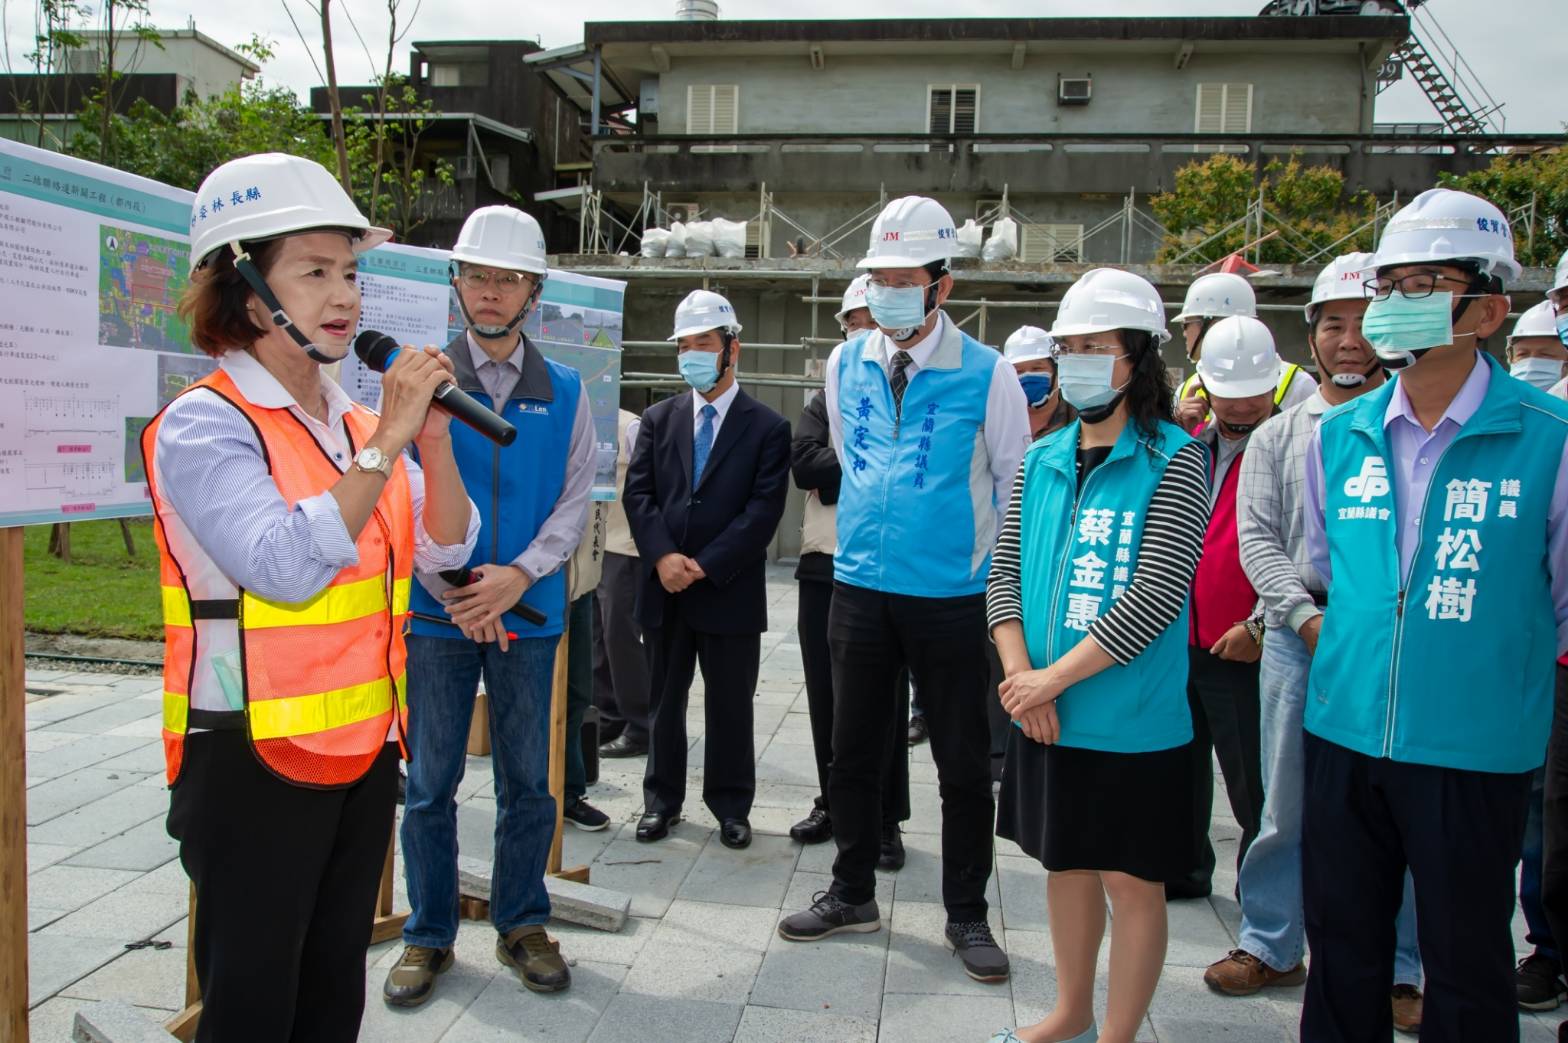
23;519;162;640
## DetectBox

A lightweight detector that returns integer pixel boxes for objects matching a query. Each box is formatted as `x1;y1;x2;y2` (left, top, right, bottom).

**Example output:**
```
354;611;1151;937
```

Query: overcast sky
4;0;1563;133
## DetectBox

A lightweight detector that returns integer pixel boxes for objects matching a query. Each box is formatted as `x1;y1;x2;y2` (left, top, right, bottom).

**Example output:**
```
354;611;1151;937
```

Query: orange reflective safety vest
141;368;414;788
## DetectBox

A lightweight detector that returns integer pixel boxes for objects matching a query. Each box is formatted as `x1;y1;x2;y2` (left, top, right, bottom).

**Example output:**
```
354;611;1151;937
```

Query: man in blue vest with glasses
776;196;1030;984
1300;188;1568;1042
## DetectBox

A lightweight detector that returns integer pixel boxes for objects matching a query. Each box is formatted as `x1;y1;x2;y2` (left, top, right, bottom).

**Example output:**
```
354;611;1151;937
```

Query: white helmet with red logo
858;196;957;269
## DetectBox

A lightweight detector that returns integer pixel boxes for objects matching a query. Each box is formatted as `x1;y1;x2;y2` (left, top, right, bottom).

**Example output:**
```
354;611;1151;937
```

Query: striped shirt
987;438;1210;665
1236;391;1330;632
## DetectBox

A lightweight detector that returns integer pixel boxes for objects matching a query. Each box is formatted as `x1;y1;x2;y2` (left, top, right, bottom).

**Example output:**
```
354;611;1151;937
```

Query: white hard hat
1003;325;1056;365
452;206;548;275
1195;316;1283;398
669;289;742;341
836;274;871;325
189;153;389;274
1305;251;1377;323
1553;247;1568;297
1510;301;1559;343
1049;268;1171;344
1173;272;1257;324
858;196;957;269
1370;187;1521;283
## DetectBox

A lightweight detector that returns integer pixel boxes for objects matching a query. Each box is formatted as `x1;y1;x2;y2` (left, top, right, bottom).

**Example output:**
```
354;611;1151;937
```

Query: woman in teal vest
986;269;1212;1043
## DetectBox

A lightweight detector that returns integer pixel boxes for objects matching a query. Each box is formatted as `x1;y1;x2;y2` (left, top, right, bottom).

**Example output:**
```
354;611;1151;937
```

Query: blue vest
1018;418;1197;753
409;337;581;639
1307;354;1568;773
834;320;1000;598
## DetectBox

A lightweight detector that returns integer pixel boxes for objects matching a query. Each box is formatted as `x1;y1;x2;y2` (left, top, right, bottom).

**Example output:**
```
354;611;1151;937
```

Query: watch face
358;447;386;471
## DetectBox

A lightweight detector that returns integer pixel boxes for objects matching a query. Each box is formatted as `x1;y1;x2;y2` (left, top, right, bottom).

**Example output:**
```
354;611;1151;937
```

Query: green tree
343;75;455;239
1440;148;1568;268
1151;153;1381;265
3;0;89;150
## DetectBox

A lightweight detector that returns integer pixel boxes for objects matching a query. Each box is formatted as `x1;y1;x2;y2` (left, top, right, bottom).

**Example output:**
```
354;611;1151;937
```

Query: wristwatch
353;446;393;479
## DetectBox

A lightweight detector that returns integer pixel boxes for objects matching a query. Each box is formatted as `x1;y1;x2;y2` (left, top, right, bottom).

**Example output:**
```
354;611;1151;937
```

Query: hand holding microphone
356;330;518;447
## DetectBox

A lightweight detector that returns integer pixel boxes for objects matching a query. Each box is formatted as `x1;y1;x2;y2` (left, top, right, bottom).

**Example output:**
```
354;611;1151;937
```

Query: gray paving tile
548;915;655;969
995;855;1048;933
26;933;126;1006
1163;895;1240;970
26;864;140;913
877;991;1014;1043
620;899;776;1004
587;994;743;1042
25;767;129;825
358;920;506;1043
734;1004;879;1043
588;828;704;918
677;832;799;909
64;817;179;872
26;782;168;849
890;830;1001;909
58;943;189;1011
438;959;625;1043
751;928;888;1020
39;879;188;944
27;842;80;871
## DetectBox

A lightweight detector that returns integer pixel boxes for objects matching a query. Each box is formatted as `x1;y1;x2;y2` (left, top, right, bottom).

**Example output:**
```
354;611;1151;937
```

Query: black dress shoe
636;811;679;842
878;823;906;871
719;818;752;849
790;807;832;844
600;735;649;758
907;714;929;746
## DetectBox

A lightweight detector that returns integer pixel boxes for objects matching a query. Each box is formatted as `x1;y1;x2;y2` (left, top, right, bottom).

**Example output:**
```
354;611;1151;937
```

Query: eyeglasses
1363;272;1473;302
1057;344;1125;359
459;268;531;291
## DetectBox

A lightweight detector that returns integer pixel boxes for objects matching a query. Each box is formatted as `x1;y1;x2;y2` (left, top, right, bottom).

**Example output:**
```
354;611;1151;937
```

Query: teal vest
1307;354;1568;773
1018;418;1197;753
834;320;1001;598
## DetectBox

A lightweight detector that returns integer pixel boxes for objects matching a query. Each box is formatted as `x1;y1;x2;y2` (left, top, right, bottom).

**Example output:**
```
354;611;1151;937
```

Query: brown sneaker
1391;983;1422;1035
1203;949;1307;996
497;924;571;993
382;944;454;1007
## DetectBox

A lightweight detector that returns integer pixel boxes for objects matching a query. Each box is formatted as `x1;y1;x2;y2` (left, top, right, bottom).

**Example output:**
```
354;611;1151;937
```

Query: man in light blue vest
1300;188;1568;1043
775;196;1030;985
387;207;596;1007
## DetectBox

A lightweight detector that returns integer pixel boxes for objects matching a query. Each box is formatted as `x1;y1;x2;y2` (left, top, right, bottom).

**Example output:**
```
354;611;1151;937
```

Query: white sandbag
640;228;669;258
712;217;748;259
955;219;984;259
982;216;1019;262
666;221;688;258
685;220;716;258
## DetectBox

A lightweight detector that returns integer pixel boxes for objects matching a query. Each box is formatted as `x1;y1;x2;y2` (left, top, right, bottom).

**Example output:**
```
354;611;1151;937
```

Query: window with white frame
1194;83;1253;134
928;85;980;135
686;84;739;135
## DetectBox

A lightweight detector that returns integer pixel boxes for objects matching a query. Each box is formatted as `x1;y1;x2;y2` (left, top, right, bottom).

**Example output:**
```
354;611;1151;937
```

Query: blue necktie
693;403;717;487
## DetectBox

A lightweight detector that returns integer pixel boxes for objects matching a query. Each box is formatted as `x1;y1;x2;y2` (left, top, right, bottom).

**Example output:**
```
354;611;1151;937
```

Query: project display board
337;244;625;500
0;139;626;527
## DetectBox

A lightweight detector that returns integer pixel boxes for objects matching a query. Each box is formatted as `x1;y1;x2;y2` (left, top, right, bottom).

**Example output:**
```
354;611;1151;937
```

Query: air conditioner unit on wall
1058;76;1092;106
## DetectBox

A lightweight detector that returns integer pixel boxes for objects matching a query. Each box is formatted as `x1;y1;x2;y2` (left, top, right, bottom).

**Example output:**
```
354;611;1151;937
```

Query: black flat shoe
636;810;679;841
907;715;929;747
600;735;649;758
719;818;752;849
789;807;832;844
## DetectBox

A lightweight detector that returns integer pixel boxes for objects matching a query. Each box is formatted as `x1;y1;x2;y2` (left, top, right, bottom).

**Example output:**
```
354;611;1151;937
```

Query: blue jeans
401;634;557;947
1521;765;1558;960
1238;625;1422;984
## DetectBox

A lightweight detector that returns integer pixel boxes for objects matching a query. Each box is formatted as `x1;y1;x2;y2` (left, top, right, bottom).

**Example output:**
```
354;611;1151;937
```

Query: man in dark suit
623;289;791;850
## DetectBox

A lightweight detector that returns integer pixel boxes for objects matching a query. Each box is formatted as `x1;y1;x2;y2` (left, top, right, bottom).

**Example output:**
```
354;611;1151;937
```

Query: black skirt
996;726;1199;883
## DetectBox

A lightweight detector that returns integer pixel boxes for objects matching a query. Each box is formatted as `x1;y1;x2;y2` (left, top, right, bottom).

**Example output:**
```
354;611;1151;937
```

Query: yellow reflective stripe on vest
163;690;188;733
161;587;192;629
247;673;404;740
1181;364;1300;406
241;575;409;630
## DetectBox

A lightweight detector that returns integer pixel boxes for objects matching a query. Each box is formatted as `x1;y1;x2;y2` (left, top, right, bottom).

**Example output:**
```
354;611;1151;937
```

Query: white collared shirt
692;379;741;442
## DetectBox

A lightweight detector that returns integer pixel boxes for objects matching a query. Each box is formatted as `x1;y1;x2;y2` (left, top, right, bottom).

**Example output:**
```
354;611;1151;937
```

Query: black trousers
594;551;652;744
798;576;909;824
1539;666;1568;978
826;582;993;920
643;610;760;821
167;732;399;1043
1181;646;1263;888
1301;732;1531;1043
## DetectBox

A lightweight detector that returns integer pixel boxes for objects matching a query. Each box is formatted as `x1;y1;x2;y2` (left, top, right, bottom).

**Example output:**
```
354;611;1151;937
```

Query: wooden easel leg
2;528;31;1043
164;885;200;1041
369;831;408;945
547;623;589;883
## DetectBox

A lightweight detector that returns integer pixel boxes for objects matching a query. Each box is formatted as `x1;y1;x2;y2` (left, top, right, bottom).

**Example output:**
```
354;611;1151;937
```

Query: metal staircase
1376;4;1506;135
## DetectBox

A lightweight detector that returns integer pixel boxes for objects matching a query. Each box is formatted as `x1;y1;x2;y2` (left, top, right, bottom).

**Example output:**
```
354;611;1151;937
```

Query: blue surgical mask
1057;354;1127;413
865;282;930;335
1511;357;1566;392
1017;373;1054;408
1556;307;1568;350
678;348;723;393
1363;291;1457;366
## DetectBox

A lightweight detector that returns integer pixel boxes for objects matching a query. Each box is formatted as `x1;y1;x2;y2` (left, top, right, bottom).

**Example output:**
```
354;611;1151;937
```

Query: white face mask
1056;354;1128;412
1511;357;1567;392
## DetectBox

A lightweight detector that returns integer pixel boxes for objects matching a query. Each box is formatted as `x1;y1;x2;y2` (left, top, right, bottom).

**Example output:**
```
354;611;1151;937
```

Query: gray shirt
467;332;526;407
1236;390;1330;632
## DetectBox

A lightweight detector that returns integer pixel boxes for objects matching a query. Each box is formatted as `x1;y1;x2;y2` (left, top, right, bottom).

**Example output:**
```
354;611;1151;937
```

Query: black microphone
354;330;517;447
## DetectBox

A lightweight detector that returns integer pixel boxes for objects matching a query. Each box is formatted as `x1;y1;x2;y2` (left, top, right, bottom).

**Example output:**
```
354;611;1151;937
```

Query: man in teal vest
775;196;1030;985
387;207;596;1007
1301;188;1568;1043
